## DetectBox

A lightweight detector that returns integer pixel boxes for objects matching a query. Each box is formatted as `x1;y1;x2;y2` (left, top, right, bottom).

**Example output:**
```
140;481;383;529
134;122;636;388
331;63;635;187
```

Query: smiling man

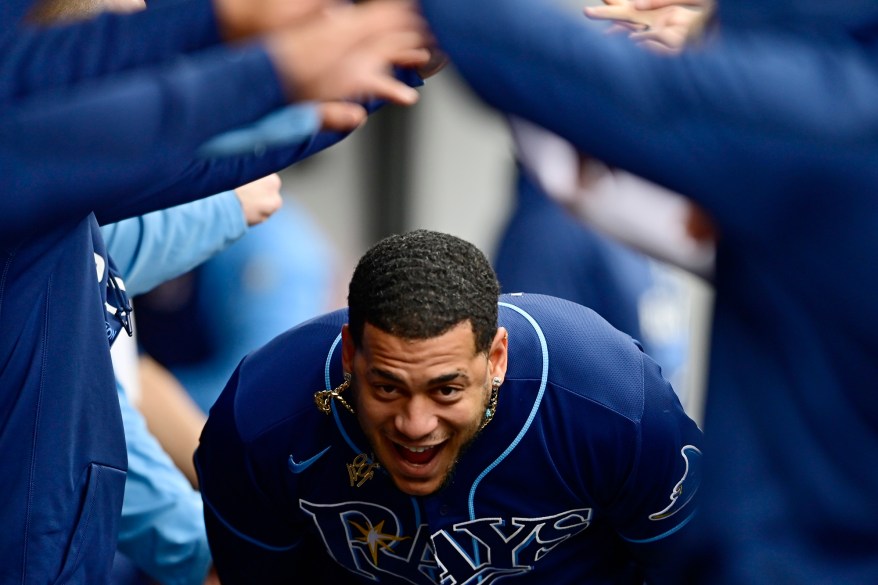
195;229;703;584
344;319;505;497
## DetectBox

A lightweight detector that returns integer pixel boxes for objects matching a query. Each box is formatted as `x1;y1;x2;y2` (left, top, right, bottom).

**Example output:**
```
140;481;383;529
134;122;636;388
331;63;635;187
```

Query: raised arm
1;0;430;244
0;43;284;244
0;0;341;101
102;174;283;296
418;0;878;235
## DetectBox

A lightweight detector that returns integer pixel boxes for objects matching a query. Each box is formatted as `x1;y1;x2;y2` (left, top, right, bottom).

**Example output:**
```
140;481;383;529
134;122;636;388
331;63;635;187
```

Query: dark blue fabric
0;0;222;102
419;1;878;582
494;167;649;342
0;60;419;242
716;0;878;36
196;294;703;584
0;216;128;584
0;43;289;244
0;1;419;582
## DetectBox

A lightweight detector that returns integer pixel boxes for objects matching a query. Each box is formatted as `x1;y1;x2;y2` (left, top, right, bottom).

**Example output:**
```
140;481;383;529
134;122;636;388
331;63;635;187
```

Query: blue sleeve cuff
197;102;321;158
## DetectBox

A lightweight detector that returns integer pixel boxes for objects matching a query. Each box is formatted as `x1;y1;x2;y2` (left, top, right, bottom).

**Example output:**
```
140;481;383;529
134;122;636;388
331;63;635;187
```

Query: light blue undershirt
100;100;321;585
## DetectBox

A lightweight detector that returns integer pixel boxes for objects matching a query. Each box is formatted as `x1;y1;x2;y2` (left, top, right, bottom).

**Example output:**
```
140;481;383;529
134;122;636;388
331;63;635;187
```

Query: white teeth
403;445;432;453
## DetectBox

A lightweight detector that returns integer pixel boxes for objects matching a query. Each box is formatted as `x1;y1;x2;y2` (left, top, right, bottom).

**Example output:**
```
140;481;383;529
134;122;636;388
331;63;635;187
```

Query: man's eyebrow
427;372;469;386
370;368;405;383
369;369;469;386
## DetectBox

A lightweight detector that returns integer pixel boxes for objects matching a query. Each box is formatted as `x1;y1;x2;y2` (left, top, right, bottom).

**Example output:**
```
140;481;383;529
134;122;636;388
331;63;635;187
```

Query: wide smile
391;441;447;468
381;436;459;494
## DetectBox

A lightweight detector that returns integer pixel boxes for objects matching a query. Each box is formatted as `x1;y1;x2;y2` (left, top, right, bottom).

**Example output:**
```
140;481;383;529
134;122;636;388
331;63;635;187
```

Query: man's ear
341;324;355;374
488;327;509;381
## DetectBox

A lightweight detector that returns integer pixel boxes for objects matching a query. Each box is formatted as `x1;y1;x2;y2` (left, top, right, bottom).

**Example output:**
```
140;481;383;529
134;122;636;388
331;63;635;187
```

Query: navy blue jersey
418;0;878;582
196;293;703;584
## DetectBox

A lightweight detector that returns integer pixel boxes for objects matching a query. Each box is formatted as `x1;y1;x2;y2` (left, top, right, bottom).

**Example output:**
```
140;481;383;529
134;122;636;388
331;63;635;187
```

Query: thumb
319;102;368;132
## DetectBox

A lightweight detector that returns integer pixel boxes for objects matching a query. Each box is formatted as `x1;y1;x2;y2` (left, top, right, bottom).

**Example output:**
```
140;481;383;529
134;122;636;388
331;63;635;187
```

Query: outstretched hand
266;0;431;106
235;173;283;227
584;0;709;54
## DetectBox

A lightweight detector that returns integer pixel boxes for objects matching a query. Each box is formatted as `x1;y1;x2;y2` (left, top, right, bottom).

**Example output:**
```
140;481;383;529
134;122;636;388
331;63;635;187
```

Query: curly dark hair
348;230;500;353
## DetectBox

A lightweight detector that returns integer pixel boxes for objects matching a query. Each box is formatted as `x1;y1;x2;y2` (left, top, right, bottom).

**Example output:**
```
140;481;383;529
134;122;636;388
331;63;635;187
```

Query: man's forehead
355;321;483;362
360;320;479;346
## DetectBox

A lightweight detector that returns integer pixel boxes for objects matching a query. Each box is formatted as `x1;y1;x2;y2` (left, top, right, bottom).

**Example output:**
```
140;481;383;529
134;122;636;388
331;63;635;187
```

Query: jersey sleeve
609;353;703;583
0;54;424;244
0;0;221;102
91;67;425;227
194;364;304;585
419;0;878;240
0;43;285;245
506;294;702;581
101;190;245;297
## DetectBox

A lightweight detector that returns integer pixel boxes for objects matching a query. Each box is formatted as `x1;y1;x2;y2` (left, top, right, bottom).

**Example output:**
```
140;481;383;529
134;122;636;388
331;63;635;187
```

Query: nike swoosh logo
288;446;331;474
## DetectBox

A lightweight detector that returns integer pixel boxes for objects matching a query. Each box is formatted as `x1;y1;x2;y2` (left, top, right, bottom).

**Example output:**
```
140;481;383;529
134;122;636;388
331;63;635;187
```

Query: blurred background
132;0;713;429
113;2;719;583
280;62;714;424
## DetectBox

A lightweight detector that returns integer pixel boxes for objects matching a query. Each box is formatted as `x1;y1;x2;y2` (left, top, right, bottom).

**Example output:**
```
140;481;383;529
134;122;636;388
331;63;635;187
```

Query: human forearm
0;0;222;101
137;356;208;489
419;0;878;233
419;0;693;182
102;191;245;296
0;44;284;244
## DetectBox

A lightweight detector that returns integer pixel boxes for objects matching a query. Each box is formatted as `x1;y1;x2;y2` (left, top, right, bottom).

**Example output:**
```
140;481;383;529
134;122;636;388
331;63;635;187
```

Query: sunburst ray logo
349;519;411;566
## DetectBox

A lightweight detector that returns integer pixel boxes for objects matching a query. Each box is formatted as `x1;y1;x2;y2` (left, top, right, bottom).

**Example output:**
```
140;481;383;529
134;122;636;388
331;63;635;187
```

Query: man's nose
394;395;439;440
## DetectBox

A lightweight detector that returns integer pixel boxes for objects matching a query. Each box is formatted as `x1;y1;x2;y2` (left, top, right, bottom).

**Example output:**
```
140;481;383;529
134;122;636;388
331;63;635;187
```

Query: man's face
342;321;507;496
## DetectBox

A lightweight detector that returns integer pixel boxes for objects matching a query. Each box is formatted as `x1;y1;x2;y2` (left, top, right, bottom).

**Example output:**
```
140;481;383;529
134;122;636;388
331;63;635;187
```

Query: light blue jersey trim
197;102;320;158
468;302;550;518
323;334;341;390
620;510;697;544
469;302;550;570
322;333;422;525
323;334;362;455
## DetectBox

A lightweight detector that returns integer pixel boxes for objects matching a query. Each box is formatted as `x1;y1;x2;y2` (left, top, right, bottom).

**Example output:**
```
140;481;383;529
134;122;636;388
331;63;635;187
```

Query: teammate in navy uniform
416;0;878;581
195;229;702;584
0;1;432;581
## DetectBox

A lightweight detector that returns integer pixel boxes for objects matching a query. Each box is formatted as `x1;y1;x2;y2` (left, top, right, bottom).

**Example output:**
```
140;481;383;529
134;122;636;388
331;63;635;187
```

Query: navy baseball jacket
0;0;420;581
418;0;878;581
196;294;703;584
